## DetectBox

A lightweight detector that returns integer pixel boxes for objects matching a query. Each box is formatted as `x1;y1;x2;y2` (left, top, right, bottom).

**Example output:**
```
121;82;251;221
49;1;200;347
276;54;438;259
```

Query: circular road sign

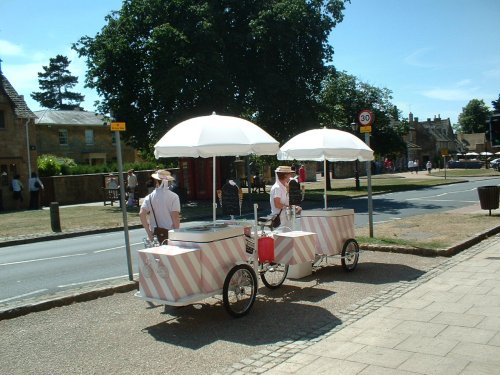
358;110;374;126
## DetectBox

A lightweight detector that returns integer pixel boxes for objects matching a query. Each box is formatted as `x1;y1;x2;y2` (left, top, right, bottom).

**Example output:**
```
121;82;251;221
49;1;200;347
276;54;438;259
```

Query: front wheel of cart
223;264;257;318
341;239;359;272
261;263;289;289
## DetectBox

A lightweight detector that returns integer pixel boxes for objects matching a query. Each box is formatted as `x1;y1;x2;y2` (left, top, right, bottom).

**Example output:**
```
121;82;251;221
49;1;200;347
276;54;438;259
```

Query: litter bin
477;186;499;216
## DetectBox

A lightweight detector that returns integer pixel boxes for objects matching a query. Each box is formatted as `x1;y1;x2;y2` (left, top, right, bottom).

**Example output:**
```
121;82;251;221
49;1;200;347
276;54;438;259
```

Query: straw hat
151;169;174;181
275;165;293;174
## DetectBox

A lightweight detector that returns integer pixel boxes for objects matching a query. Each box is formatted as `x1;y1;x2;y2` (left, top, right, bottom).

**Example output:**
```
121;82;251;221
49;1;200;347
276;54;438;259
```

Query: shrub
37;154;62;177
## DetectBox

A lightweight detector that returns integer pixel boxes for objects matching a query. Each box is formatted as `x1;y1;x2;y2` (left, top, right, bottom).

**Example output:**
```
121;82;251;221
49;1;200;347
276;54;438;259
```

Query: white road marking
0;253;87;267
374;217;402;224
93;242;143;253
0;289;48;303
58;274;139;288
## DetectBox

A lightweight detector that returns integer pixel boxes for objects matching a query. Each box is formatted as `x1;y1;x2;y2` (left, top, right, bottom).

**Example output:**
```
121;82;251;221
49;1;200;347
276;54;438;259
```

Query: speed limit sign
358;110;374;125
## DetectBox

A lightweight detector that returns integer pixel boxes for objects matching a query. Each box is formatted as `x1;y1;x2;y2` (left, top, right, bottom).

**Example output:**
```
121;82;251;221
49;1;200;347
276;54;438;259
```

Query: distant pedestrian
408;160;414;173
414;160;419;174
126;169;138;207
28;172;44;209
298;164;306;183
426;161;432;174
11;174;23;210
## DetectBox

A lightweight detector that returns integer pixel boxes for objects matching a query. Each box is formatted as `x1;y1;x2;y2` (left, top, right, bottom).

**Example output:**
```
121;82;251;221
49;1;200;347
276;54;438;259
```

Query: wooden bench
103;188;121;206
252;177;267;193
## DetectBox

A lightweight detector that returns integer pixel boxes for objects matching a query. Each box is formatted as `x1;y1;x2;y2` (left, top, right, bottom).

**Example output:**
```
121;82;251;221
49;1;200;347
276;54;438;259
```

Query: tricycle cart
137;223;258;318
300;208;360;271
136;205;298;318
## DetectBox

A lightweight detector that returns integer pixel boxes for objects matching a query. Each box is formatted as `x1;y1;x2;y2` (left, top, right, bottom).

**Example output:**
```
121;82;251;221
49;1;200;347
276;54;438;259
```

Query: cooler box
138;245;201;302
168;224;247;293
274;231;317;279
301;208;355;256
273;231;317;265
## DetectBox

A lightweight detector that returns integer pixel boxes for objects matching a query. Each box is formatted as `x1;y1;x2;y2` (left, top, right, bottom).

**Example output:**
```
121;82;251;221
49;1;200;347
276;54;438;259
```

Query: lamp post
351;119;374;238
351;122;360;190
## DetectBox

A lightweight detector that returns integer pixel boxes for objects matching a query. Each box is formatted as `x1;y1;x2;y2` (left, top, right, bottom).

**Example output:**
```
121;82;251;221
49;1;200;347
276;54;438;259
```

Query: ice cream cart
136;202;314;317
300;208;359;271
136;223;258;318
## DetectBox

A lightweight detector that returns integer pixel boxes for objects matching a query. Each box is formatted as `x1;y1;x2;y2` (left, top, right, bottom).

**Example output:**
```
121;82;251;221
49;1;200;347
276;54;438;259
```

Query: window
85;129;94;145
58;129;68;145
0;110;5;129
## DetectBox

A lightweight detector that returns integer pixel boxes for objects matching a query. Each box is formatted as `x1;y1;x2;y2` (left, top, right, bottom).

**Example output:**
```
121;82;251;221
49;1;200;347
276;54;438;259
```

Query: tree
457;99;491;133
492;94;500;114
72;0;349;153
318;69;406;157
31;55;85;110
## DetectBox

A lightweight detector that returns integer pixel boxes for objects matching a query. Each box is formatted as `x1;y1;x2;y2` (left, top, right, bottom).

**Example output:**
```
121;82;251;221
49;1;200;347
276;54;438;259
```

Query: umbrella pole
213;155;216;225
323;160;327;209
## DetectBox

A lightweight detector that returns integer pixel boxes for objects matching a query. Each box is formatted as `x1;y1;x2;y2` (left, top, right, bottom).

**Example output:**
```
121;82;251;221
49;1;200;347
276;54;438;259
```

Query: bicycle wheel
260;263;289;289
341;239;359;272
223;264;257;318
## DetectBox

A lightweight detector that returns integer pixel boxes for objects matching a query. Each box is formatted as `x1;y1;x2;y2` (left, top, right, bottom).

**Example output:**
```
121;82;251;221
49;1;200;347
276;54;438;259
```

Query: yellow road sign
360;125;372;133
110;122;126;131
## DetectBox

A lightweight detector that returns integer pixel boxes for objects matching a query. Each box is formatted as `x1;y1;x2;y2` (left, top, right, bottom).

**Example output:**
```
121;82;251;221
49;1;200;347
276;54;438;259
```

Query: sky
1;0;499;125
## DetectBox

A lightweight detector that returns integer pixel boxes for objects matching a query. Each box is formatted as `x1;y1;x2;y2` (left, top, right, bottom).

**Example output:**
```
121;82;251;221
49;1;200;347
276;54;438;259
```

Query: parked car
490;158;500;170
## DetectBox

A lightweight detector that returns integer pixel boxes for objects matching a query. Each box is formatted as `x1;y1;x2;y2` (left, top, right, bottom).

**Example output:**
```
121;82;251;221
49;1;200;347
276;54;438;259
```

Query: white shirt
141;187;180;230
270;179;288;216
12;179;23;192
127;173;138;188
29;177;44;191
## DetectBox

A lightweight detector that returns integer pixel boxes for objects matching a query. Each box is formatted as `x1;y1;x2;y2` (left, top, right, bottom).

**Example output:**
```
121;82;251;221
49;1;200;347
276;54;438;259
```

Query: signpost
110;121;133;281
441;148;449;180
358;110;374;238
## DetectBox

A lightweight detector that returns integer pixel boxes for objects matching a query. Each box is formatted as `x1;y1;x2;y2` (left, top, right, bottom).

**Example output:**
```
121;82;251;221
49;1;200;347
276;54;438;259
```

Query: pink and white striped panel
301;215;354;255
138;245;201;302
273;231;317;265
169;236;247;293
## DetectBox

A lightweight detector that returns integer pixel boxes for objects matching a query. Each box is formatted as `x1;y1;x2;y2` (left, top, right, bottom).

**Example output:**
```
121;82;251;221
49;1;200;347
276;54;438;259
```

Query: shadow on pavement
145;298;341;350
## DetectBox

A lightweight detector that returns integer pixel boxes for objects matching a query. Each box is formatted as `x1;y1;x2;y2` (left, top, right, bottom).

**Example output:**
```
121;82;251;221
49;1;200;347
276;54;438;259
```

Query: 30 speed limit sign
358;110;374;133
358;110;374;125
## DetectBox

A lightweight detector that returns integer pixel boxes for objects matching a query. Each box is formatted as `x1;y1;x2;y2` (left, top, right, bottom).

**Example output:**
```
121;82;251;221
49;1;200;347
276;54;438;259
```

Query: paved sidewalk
218;235;500;374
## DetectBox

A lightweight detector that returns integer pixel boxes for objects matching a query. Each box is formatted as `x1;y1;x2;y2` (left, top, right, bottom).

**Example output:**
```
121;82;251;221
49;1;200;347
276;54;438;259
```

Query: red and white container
273;231;317;265
300;208;355;256
168;225;247;293
138;245;202;302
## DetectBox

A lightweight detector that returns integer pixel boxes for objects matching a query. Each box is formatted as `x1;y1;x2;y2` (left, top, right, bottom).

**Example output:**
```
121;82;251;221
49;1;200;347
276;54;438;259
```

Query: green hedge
37;154;171;176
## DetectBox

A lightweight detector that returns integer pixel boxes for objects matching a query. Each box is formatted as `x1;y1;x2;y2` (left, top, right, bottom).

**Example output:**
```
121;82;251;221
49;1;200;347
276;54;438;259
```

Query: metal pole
323;160;327;209
444;155;447;179
25;119;32;178
115;130;133;281
213;155;216;224
365;133;374;237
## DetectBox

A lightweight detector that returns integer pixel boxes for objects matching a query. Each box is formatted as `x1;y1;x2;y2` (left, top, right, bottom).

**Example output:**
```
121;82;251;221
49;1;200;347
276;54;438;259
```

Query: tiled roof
0;74;37;119
34;110;106;126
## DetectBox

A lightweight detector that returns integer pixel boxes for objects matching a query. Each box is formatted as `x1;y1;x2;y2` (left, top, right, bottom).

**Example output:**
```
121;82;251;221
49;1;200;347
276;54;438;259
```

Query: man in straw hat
139;169;180;243
269;165;302;230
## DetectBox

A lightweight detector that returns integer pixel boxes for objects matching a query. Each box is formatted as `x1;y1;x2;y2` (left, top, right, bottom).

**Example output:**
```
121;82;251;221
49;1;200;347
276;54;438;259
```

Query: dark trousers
29;190;40;210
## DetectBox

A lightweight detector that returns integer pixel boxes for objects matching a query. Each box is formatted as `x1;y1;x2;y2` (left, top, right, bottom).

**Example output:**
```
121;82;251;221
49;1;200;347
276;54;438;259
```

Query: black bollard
50;202;61;232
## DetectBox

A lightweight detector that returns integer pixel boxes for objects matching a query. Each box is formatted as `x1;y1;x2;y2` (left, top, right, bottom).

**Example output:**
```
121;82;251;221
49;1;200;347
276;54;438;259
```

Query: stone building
0;68;37;210
34;109;136;165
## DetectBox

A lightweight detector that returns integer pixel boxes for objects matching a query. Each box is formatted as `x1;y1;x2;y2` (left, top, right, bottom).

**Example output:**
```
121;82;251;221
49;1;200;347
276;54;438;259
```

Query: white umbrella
465;152;479;156
480;151;493;156
278;127;374;208
154;112;280;223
